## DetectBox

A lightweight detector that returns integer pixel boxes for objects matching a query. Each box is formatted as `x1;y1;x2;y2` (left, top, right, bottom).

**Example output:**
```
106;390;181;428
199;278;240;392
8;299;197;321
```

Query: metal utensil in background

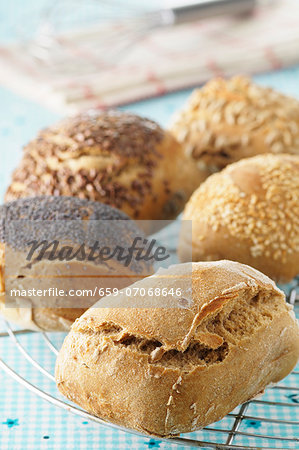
27;0;257;70
155;0;257;26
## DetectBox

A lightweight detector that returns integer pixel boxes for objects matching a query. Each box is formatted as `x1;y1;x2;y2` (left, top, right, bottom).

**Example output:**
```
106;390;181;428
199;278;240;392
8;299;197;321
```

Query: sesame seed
183;153;299;262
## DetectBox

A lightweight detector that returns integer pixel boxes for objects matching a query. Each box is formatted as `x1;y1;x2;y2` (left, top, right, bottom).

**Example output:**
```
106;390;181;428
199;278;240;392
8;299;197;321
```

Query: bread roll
55;261;299;437
170;76;299;181
179;153;299;283
5;110;201;220
0;196;152;331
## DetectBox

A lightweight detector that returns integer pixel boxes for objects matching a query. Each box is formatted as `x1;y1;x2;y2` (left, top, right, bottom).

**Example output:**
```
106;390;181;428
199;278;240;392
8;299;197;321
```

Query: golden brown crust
5;110;201;220
179;154;299;283
170;76;299;180
72;261;277;351
55;261;299;436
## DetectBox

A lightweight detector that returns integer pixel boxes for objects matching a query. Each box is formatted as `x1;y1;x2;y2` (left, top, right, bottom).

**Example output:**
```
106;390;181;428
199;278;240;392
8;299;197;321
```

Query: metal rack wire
0;280;298;449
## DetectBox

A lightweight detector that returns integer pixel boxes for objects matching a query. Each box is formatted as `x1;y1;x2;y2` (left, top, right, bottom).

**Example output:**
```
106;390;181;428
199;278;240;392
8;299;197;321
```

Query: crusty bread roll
5;110;201;220
179;153;299;283
55;261;299;437
0;196;152;331
170;76;299;181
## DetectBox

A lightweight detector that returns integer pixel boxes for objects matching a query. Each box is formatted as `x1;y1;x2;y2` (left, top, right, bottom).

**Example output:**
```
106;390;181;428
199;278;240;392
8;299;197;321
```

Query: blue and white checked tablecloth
0;1;299;446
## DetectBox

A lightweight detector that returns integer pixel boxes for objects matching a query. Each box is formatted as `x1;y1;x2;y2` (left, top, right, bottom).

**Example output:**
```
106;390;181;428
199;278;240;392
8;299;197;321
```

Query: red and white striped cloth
0;0;298;112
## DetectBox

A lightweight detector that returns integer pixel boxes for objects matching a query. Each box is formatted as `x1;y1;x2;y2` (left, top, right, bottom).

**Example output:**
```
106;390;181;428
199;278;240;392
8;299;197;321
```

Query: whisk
27;0;257;70
147;0;256;26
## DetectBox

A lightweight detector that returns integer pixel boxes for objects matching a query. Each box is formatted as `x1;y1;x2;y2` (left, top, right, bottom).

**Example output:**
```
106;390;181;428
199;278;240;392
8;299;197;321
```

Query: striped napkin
0;0;298;113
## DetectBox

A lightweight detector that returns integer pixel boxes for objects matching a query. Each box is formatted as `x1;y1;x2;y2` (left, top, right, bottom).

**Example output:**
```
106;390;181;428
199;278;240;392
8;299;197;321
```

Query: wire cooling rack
0;280;298;450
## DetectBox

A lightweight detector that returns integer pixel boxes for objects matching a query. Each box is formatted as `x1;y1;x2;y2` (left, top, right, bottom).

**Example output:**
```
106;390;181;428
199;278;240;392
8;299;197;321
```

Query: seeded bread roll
170;76;299;181
55;261;299;437
179;154;299;283
5;110;201;220
0;196;152;331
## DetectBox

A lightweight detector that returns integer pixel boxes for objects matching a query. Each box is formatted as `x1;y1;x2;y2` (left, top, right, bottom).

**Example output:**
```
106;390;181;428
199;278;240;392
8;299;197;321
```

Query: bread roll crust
179;153;299;283
170;76;299;180
5;110;201;220
0;196;152;331
55;261;299;436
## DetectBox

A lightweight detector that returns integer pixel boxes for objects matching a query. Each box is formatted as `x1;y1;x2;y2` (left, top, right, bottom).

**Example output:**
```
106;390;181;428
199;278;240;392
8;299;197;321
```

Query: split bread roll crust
179;153;299;283
55;261;299;437
170;76;299;182
5;110;201;220
0;196;152;331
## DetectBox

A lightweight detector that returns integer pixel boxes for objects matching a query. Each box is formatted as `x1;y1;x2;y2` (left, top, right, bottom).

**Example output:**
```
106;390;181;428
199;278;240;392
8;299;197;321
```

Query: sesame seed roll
5;110;201;220
170;76;299;182
179;153;299;283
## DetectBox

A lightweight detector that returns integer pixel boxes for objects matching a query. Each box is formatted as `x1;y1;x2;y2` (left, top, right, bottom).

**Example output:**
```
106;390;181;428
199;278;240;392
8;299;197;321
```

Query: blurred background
1;0;299;200
1;0;299;112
